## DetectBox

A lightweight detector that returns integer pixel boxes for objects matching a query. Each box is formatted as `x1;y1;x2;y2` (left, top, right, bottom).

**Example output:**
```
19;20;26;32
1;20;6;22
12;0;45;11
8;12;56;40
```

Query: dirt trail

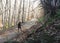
0;21;36;43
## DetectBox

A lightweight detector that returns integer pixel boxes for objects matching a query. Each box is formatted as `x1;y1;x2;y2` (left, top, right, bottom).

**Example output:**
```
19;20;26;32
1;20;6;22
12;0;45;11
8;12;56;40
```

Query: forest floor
23;17;60;43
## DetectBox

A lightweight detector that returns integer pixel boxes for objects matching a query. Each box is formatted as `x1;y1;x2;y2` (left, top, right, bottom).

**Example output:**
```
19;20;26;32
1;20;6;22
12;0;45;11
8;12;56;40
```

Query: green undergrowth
23;9;60;43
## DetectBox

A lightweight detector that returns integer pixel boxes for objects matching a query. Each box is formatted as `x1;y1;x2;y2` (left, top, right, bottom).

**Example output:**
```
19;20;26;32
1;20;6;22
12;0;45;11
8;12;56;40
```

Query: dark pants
18;22;21;32
18;27;21;32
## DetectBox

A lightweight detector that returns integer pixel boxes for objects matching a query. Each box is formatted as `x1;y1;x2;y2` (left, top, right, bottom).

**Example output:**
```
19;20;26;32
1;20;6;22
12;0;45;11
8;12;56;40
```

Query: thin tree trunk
3;0;8;30
0;0;3;30
22;0;25;23
28;0;30;21
13;0;17;25
17;0;22;24
8;0;11;28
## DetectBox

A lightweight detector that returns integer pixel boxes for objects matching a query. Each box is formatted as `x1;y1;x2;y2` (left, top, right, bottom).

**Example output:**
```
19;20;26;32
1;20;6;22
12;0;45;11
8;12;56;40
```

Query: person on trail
18;22;21;32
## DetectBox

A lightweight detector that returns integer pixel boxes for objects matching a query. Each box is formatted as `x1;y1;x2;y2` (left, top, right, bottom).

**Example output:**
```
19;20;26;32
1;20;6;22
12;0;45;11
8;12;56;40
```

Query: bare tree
8;0;11;28
27;0;30;21
0;0;3;26
3;0;8;30
22;0;25;23
13;0;17;25
17;0;22;24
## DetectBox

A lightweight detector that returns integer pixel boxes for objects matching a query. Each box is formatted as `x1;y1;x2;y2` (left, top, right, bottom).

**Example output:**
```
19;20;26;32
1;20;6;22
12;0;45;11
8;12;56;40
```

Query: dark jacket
18;22;21;29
